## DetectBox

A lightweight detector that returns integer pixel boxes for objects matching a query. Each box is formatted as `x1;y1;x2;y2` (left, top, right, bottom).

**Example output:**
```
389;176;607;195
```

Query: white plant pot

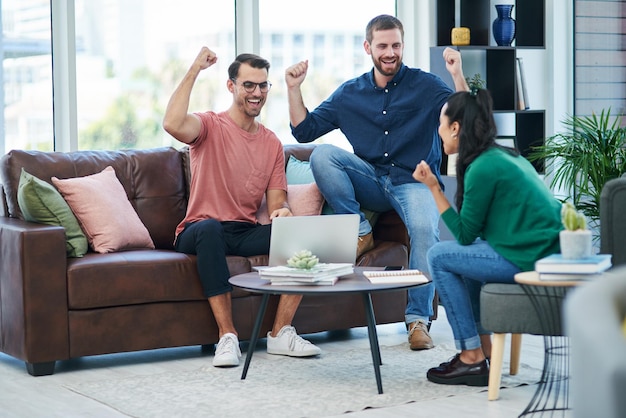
559;230;592;260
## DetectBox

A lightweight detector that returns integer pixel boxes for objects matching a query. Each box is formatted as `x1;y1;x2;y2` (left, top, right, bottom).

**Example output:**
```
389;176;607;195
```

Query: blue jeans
310;144;438;323
427;239;521;351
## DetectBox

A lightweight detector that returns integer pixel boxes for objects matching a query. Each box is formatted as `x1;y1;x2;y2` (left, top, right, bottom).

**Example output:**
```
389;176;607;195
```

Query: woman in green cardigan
413;88;562;386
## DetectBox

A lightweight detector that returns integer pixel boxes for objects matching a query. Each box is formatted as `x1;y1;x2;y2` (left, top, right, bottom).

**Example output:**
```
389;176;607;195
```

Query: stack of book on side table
255;263;354;286
534;253;612;281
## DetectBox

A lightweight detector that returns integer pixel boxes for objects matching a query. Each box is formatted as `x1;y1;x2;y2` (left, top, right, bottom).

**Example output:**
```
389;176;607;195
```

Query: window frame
51;0;414;152
42;0;573;152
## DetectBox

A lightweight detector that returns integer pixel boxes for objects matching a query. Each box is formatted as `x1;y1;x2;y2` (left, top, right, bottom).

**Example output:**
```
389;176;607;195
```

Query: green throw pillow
285;155;379;224
17;168;88;257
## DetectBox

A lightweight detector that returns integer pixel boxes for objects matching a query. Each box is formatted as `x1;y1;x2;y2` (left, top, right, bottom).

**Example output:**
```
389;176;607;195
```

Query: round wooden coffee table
229;267;429;394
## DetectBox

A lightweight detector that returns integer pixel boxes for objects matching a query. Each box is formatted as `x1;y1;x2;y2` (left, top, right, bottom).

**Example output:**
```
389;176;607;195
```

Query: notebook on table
267;214;360;267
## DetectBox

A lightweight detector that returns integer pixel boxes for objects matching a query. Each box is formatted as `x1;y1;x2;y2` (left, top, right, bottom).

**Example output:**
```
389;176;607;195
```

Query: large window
1;0;403;153
74;0;235;150
259;0;396;150
1;0;53;153
0;0;236;153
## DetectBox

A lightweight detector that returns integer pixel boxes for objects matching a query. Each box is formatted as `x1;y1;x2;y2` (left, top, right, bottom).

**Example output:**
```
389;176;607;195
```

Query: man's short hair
365;14;404;44
228;54;270;79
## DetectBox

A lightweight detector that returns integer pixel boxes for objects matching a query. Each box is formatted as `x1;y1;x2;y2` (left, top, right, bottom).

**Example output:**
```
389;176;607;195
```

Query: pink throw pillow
256;183;325;225
52;166;155;253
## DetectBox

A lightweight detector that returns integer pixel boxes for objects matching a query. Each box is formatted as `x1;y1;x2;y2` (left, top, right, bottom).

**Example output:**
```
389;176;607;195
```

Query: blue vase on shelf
492;4;516;46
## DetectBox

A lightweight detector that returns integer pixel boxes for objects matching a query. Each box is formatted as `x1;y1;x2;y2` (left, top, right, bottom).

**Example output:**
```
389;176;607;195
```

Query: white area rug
64;342;539;418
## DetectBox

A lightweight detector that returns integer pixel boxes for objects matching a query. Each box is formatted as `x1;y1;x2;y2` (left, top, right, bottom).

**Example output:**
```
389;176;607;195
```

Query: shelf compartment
435;0;545;48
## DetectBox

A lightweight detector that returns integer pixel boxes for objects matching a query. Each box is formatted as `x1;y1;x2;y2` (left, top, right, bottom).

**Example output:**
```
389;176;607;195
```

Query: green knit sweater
441;147;562;271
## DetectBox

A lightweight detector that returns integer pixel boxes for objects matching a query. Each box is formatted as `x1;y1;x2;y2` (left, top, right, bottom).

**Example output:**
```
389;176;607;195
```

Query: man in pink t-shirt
163;47;321;367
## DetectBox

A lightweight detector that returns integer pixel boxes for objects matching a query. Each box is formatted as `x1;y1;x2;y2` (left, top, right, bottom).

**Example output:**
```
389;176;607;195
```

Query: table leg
519;285;570;417
362;292;383;394
241;293;270;380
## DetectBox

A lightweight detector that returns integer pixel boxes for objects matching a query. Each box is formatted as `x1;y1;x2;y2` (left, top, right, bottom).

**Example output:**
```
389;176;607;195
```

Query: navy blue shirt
291;64;453;185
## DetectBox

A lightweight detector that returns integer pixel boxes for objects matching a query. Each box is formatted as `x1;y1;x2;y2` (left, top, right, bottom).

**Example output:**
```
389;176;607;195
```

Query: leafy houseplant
528;109;626;230
559;202;592;259
465;73;486;95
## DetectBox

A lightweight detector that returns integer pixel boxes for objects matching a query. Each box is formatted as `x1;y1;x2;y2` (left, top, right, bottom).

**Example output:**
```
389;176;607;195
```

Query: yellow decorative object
451;27;470;46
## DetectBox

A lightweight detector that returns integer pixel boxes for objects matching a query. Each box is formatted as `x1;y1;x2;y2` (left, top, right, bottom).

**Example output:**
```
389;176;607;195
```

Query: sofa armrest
0;217;69;365
356;241;408;268
600;175;626;266
373;211;409;246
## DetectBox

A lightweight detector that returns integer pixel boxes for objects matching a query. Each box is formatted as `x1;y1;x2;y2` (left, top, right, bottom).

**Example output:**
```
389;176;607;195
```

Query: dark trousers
175;219;271;297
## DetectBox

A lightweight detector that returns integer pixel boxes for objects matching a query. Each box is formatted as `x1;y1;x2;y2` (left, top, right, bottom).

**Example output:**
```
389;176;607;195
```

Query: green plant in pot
465;73;485;95
287;250;319;270
560;202;592;259
528;109;626;231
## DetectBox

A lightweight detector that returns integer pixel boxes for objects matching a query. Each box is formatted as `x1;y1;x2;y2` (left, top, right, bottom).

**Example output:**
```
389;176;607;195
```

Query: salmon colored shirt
175;111;286;237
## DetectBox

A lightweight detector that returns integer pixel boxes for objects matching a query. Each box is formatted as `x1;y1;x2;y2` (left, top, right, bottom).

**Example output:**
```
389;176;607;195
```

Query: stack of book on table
255;263;354;285
534;253;612;281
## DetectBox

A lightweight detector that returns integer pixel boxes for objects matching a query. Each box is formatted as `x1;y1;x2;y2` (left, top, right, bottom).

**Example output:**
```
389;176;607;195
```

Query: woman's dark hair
365;14;404;44
444;88;519;210
228;53;270;80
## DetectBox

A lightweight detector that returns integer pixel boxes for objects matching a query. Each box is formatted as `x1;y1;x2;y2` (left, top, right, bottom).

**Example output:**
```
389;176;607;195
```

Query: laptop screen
268;214;360;267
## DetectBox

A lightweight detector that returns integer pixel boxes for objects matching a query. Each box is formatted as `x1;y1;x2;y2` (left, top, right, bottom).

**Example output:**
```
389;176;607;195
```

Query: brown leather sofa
0;144;411;376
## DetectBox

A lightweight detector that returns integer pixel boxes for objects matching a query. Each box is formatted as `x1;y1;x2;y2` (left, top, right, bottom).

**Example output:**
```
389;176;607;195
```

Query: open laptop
267;214;360;267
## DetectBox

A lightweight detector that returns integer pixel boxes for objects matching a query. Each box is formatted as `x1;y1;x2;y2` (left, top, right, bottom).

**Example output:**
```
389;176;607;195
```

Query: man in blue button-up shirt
286;14;469;351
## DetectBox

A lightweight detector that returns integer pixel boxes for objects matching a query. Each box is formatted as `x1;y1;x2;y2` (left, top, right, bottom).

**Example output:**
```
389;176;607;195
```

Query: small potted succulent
286;250;319;270
560;202;592;259
465;73;486;95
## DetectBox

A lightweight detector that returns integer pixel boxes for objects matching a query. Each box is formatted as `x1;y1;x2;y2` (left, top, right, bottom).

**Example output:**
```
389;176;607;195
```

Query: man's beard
238;96;264;118
373;56;402;77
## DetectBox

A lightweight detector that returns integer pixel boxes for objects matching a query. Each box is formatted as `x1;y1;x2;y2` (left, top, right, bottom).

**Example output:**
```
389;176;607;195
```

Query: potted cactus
560;202;592;259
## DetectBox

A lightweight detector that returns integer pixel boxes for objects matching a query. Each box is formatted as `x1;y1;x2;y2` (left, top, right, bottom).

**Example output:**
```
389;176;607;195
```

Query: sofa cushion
286;155;316;184
480;283;563;336
255;183;325;225
17;168;89;258
0;147;187;250
285;153;382;224
285;155;332;217
52;166;155;253
66;251;254;309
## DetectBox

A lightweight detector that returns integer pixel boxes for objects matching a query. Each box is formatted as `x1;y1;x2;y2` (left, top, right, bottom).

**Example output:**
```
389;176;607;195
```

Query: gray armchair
600;173;626;266
563;174;626;418
478;174;626;403
565;266;626;418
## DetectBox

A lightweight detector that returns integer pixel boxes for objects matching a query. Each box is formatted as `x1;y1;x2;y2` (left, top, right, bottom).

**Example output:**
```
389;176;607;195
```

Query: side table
229;267;428;394
514;271;583;417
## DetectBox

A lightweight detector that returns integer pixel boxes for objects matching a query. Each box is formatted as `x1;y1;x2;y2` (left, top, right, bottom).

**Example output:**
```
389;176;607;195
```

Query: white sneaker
266;325;321;357
212;333;241;367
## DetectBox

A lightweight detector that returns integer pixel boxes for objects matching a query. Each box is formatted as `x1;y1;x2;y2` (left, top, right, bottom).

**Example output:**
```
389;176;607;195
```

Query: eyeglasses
230;78;272;93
